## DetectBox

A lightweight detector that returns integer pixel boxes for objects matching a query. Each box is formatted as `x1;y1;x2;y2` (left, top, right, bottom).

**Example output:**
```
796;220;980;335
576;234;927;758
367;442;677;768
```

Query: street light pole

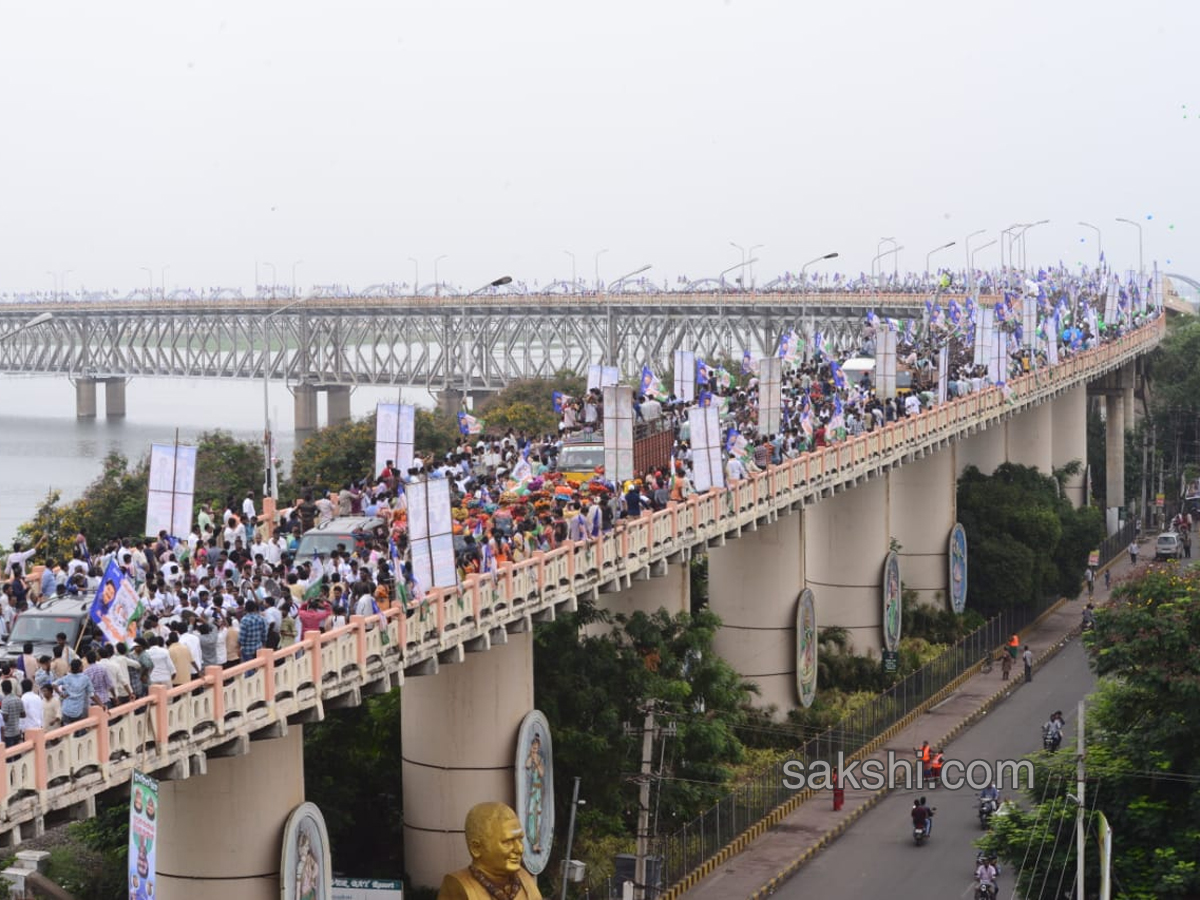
462;276;513;399
160;265;170;299
262;262;277;300
563;250;576;292
0;312;54;345
291;260;303;298
874;237;896;284
606;264;652;367
963;230;986;292
434;255;448;298
1079;221;1103;270
970;239;997;276
925;242;956;280
594;249;609;292
262;295;311;498
871;247;903;290
139;267;154;299
1019;220;1049;272
1115;218;1144;280
408;258;420;296
748;243;764;289
799;252;839;293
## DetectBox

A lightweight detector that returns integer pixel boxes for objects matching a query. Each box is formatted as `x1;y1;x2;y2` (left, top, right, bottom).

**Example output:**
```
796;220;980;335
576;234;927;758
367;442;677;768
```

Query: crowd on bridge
0;267;1160;736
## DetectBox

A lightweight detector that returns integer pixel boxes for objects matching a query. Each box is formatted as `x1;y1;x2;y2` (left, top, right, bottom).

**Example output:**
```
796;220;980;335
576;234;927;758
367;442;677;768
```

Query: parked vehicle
295;516;389;560
1155;531;1184;561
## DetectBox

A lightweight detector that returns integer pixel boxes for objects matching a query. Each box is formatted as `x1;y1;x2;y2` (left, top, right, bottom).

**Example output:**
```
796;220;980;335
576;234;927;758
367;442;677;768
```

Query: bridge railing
0;315;1163;837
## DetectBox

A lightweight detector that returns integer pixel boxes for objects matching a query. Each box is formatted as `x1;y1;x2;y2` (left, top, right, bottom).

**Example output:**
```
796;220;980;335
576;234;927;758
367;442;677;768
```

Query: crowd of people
0;270;1160;737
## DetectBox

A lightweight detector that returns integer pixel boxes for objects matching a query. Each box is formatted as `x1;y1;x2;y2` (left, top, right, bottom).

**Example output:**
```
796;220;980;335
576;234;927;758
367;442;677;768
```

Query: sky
0;0;1195;297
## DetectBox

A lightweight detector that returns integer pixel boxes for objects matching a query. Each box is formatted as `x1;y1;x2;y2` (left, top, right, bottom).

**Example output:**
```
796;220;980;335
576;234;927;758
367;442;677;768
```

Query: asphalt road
774;640;1095;900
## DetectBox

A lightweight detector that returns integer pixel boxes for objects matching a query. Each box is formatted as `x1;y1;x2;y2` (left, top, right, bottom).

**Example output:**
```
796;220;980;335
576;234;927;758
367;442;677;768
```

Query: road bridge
0;292;925;428
0;313;1163;899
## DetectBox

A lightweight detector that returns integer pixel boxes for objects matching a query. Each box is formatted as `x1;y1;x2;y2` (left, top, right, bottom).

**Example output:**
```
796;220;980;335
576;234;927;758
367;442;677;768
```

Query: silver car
1155;532;1184;561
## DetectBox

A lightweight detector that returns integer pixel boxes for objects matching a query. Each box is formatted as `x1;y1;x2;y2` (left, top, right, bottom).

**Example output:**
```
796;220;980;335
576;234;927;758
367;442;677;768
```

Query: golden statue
437;802;543;900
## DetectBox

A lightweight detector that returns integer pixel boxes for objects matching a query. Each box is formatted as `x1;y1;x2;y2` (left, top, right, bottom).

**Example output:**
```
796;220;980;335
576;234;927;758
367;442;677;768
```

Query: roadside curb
742;599;1080;899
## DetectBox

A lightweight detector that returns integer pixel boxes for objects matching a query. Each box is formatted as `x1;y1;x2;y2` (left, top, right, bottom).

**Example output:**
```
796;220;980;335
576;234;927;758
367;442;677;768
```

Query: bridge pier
437;388;464;416
805;476;889;657
955;422;1005;478
1052;386;1088;507
327;385;351;426
401;631;534;891
709;514;804;719
1105;394;1125;534
294;384;318;434
889;450;954;609
104;378;127;418
74;379;97;418
156;727;305;900
1006;399;1053;474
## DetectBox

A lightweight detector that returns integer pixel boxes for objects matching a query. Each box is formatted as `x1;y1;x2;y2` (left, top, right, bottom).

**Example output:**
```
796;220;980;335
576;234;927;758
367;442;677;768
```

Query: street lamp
434;255;448;297
871;247;903;289
139;267;154;299
594;249;609;292
606;264;652;366
261;295;311;498
291;260;303;298
563;250;576;292
925;242;956;279
1000;224;1022;270
748;243;764;289
461;276;513;396
963;230;986;292
970;239;997;276
1079;221;1103;269
0;312;54;345
408;258;420;296
799;252;839;293
160;265;170;298
262;262;277;300
1018;220;1049;271
1115;218;1144;279
718;259;756;290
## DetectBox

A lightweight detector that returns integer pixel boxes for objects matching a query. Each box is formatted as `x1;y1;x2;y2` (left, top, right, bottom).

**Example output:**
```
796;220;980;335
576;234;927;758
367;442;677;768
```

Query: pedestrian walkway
680;542;1145;900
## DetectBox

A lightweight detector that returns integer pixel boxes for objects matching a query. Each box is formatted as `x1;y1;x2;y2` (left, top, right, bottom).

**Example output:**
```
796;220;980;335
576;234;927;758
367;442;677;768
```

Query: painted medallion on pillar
949;524;968;614
882;551;902;653
796;589;818;709
280;802;332;900
515;709;555;875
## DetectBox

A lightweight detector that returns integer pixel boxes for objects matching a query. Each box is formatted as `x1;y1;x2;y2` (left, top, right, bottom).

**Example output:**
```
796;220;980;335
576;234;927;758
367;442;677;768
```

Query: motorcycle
1042;725;1062;752
975;883;997;900
974;852;1001;899
978;797;998;829
912;808;935;845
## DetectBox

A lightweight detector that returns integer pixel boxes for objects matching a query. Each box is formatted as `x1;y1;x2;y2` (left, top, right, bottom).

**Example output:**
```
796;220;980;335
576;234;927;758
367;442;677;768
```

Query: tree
957;463;1103;611
477;371;586;437
981;567;1200;899
193;429;266;508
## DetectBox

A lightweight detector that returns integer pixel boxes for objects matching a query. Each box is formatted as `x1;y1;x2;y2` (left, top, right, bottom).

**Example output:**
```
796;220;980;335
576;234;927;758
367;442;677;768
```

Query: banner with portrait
145;442;197;539
795;589;817;709
90;558;145;647
515;710;555;875
128;771;159;900
882;551;902;652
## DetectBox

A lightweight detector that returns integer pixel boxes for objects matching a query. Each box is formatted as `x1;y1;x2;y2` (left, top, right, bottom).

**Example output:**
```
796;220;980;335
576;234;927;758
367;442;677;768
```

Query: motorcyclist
914;740;932;780
911;796;933;837
979;783;1001;811
1082;603;1096;630
929;750;945;786
1043;711;1064;751
975;856;998;897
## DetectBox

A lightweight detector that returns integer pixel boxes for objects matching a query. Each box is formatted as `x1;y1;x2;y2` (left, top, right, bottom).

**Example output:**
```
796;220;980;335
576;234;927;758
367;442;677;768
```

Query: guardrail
0;316;1163;842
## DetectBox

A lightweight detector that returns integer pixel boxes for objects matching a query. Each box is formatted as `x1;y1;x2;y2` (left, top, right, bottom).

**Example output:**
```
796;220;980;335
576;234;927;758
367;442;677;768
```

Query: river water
0;374;433;545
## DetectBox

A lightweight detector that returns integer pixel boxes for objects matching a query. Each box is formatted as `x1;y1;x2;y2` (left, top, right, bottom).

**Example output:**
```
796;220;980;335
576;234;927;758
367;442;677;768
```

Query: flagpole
169;428;180;541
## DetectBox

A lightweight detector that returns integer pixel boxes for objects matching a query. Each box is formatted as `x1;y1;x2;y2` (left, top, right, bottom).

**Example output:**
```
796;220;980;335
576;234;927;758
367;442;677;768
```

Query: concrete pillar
598;556;690;623
1105;394;1125;533
1006;401;1053;474
804;476;890;657
74;379;97;418
889;450;954;609
955;423;1005;478
157;728;305;900
1051;385;1088;508
402;631;534;890
709;515;803;718
104;378;127;418
438;388;464;416
326;386;351;426
294;384;318;434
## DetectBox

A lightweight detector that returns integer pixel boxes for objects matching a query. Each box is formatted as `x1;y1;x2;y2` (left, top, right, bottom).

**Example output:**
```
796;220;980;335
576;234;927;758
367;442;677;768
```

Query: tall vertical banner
795;589;817;709
673;350;696;402
407;477;457;589
375;402;416;477
973;307;994;368
882;551;902;652
688;406;724;492
145;442;197;538
128;771;159;900
948;523;968;614
1103;277;1118;325
936;345;949;406
602;385;635;484
587;364;619;393
989;328;1005;385
1045;319;1059;366
758;356;783;435
874;329;897;399
1021;296;1037;349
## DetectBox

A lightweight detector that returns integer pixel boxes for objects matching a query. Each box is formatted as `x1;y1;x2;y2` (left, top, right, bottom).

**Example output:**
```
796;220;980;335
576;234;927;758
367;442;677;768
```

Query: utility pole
635;702;655;900
1076;700;1086;900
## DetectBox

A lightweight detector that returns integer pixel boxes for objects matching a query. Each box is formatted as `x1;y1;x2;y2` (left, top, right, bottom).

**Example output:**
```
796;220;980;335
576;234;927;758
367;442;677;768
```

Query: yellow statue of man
437;802;543;900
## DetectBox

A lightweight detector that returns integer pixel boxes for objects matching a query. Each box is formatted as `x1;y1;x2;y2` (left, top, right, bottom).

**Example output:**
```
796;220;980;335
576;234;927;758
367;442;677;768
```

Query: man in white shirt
146;637;176;685
4;538;43;579
242;492;257;526
179;623;203;675
20;679;43;731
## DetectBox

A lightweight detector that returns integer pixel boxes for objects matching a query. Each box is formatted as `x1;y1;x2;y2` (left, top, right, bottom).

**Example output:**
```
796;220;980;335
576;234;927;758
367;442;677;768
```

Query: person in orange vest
930;750;945;786
1008;634;1020;662
914;740;932;779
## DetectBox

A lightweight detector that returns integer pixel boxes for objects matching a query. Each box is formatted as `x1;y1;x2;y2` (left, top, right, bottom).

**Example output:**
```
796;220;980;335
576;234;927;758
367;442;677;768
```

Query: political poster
407;477;457;589
145;442;197;538
128;771;159;900
602;385;634;484
90;558;145;647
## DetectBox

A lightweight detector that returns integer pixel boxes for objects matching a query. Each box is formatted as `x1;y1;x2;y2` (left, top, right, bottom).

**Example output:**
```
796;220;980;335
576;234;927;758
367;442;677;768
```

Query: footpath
680;544;1143;900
